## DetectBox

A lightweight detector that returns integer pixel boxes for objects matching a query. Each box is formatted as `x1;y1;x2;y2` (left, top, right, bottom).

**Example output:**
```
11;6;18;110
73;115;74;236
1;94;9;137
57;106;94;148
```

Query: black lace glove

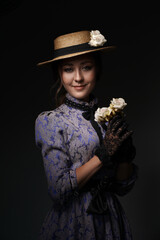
94;143;112;167
95;115;133;165
103;114;133;157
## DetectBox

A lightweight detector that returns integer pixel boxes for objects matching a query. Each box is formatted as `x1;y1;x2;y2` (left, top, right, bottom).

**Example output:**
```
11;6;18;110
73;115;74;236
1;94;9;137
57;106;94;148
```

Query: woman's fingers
121;130;133;142
112;119;126;134
116;122;129;136
109;115;122;129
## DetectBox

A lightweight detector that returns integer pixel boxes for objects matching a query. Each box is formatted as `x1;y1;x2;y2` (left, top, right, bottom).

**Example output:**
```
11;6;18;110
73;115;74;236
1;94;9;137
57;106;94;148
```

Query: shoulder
35;106;66;146
35;103;81;141
35;103;74;133
35;106;64;129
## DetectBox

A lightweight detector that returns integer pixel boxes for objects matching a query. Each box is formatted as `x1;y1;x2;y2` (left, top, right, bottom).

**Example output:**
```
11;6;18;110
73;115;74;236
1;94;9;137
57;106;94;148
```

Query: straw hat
37;30;116;66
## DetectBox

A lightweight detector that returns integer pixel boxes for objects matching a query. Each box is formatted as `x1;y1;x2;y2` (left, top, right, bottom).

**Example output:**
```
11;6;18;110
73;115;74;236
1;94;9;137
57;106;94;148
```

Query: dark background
1;1;160;239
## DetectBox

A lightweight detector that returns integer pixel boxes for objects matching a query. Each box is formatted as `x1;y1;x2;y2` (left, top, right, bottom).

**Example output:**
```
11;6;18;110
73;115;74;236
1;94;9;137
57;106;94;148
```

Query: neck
65;92;98;108
80;96;89;102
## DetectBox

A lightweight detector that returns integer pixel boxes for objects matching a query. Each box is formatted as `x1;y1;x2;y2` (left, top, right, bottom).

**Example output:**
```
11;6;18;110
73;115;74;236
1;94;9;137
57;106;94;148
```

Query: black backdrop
1;1;160;239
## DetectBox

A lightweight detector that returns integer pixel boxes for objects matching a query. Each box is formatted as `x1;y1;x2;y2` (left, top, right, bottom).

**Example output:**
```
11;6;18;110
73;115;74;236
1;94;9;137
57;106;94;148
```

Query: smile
73;85;87;90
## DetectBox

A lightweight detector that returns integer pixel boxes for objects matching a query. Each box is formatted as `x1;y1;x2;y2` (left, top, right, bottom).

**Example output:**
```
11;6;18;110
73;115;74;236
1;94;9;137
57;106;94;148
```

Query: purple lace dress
35;92;137;240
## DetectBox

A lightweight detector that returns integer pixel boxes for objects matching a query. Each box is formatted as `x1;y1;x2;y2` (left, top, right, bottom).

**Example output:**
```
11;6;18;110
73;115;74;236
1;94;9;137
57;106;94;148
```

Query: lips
73;85;86;90
73;85;86;87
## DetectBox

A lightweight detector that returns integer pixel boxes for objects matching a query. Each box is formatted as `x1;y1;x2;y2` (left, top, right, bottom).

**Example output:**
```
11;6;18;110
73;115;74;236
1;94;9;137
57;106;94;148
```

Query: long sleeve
35;112;79;206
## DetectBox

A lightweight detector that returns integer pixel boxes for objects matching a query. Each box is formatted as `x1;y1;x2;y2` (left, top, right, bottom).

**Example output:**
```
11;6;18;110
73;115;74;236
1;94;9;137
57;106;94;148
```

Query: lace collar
65;92;98;109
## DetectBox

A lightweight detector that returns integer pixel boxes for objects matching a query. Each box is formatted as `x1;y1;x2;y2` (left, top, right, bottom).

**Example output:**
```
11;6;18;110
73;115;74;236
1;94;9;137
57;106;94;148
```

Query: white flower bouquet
94;98;127;123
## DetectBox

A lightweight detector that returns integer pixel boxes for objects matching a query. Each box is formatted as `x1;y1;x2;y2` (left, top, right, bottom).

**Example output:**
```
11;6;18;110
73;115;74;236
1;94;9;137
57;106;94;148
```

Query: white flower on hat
94;98;127;123
89;30;107;47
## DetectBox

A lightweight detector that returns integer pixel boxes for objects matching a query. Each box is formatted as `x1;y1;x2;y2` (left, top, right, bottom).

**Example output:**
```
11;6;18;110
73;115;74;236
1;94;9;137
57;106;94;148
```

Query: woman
35;30;137;240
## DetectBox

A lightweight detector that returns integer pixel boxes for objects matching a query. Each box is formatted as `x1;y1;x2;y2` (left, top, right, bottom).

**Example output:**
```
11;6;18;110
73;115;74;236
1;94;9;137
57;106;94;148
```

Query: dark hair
50;52;102;108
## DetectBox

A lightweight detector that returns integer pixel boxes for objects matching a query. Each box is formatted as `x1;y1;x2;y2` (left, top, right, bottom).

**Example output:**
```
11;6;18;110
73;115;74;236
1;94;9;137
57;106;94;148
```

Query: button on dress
35;92;137;240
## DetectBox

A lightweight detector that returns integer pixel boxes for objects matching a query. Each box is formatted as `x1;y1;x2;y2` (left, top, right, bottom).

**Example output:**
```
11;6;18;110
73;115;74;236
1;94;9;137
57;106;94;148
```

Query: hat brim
37;46;116;66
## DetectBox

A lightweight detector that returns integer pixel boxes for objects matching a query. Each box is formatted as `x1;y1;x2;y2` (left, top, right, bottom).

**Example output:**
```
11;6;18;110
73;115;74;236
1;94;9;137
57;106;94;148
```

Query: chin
72;91;90;100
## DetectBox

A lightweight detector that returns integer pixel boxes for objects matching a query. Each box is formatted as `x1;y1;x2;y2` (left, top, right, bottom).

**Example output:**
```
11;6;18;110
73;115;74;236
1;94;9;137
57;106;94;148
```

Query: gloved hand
103;114;133;157
95;114;133;166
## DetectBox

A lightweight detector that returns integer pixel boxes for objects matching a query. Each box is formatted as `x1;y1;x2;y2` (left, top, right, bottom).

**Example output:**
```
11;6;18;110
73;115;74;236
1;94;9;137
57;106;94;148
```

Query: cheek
86;69;97;82
61;72;73;85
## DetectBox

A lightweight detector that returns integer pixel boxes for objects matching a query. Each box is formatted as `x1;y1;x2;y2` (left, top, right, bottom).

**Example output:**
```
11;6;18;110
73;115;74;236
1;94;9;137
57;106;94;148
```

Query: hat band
53;42;107;59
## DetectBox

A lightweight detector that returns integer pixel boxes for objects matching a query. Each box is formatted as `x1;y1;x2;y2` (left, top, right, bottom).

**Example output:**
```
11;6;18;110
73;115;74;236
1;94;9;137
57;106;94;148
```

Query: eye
63;67;73;73
82;65;93;71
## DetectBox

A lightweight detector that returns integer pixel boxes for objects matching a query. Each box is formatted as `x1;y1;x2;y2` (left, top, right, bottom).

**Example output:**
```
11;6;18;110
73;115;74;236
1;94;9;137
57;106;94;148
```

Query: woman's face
58;53;97;102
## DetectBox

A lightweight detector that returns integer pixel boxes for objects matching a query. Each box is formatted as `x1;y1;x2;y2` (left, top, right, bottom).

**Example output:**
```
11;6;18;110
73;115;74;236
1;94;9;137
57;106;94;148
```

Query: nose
74;68;83;83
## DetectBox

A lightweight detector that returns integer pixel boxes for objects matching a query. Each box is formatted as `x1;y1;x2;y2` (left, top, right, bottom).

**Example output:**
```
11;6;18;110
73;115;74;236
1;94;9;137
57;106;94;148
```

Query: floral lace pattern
103;115;132;157
35;92;137;240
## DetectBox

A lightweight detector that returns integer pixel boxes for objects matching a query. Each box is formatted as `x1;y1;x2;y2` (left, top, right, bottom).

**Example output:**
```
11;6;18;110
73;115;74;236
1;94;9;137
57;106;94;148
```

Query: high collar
65;92;98;108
